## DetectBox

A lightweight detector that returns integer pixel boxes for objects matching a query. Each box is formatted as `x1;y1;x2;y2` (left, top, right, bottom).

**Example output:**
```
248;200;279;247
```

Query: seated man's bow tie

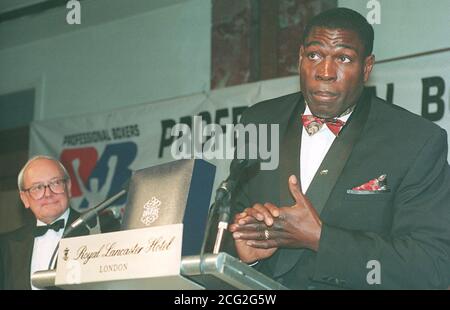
301;114;346;136
34;219;65;237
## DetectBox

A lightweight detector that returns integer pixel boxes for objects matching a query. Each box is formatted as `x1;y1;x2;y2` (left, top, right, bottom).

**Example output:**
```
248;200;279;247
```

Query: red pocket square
352;174;387;191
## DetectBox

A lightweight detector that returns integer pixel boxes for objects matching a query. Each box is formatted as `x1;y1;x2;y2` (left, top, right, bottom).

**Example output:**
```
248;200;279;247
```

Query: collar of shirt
31;208;70;290
303;104;353;132
300;105;353;194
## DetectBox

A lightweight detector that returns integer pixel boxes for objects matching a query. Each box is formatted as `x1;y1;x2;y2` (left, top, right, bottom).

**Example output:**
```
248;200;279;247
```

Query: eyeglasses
23;178;68;200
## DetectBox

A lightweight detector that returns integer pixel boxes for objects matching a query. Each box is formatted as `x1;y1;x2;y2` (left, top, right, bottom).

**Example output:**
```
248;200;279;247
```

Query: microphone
212;158;259;254
214;159;259;221
62;189;127;238
47;184;129;270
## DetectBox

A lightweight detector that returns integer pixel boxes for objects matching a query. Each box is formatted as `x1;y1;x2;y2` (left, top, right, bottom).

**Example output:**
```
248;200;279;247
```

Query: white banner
30;51;450;215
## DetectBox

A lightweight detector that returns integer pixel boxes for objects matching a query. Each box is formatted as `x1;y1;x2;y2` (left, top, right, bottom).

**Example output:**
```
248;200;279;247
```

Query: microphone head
228;158;260;183
229;158;246;174
243;158;260;169
230;158;259;173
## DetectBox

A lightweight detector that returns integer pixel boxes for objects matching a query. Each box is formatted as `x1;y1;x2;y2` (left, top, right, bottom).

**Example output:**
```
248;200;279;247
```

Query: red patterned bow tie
301;114;346;136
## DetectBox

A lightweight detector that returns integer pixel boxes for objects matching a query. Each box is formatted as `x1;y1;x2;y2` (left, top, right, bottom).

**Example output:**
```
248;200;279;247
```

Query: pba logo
60;142;137;210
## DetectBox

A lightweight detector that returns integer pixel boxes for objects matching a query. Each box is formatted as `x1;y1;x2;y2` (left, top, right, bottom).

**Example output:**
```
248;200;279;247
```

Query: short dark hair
302;7;374;57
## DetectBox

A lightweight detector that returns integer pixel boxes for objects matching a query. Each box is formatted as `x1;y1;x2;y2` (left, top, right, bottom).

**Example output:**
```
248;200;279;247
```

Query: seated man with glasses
0;155;93;289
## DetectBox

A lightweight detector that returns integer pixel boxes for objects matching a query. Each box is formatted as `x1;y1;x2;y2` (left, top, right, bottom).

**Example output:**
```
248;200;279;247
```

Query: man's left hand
231;175;323;251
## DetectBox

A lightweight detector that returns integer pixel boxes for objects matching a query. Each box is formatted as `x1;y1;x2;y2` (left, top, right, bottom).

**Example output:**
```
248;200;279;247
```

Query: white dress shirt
300;105;352;193
30;208;70;290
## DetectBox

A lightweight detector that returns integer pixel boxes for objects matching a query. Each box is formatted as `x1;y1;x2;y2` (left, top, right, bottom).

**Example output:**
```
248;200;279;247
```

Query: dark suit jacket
0;208;89;290
228;90;450;289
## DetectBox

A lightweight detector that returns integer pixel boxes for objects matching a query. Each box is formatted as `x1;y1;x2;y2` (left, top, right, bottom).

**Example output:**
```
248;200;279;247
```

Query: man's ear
66;179;72;198
20;191;30;209
363;54;375;82
298;46;304;73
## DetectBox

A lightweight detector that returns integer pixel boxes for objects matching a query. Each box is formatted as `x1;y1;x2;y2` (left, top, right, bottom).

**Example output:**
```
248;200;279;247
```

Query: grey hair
17;155;70;191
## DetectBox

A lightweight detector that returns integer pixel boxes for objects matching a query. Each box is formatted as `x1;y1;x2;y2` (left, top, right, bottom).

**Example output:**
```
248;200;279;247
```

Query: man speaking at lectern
228;8;450;289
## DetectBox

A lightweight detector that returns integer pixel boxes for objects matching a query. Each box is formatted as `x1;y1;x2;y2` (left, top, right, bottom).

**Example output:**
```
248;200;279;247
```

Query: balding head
18;156;71;224
18;155;69;191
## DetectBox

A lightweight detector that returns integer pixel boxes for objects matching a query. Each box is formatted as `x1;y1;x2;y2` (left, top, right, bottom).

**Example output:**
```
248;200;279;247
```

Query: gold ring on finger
264;229;270;240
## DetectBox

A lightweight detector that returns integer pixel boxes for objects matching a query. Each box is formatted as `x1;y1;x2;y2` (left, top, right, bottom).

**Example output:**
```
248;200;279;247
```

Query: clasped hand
228;175;322;263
